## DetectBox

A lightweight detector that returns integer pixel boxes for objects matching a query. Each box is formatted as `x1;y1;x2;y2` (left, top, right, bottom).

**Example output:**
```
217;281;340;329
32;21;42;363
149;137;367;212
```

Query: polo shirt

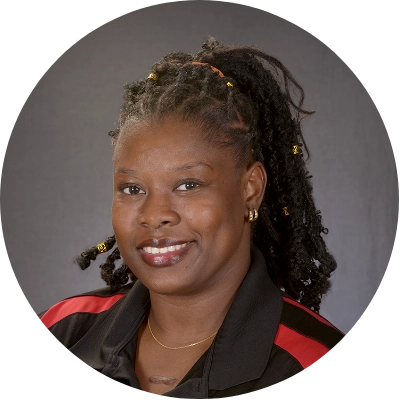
40;248;344;397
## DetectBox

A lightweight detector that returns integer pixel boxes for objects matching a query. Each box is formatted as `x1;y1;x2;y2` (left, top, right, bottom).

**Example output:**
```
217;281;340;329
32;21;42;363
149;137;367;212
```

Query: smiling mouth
142;242;190;255
138;241;194;267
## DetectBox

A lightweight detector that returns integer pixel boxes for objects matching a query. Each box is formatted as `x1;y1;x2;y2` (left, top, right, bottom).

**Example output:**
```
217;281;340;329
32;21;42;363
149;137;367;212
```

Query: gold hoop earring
247;208;258;223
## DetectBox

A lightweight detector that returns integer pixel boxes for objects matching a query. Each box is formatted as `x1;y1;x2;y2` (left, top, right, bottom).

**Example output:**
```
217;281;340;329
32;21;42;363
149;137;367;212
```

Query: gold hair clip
226;81;234;88
282;207;290;216
147;72;158;82
96;242;108;253
292;145;300;155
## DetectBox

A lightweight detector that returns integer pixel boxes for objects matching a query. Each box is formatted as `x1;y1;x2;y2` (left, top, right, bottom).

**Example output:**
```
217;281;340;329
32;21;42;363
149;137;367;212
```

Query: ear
243;161;267;210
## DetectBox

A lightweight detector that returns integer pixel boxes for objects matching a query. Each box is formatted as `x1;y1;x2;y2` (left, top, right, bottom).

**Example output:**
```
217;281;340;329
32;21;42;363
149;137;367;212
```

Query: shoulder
273;293;345;369
39;284;133;328
39;283;133;348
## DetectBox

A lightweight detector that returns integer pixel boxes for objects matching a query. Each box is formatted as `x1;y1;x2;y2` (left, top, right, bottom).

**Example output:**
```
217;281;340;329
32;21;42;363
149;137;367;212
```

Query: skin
112;116;266;394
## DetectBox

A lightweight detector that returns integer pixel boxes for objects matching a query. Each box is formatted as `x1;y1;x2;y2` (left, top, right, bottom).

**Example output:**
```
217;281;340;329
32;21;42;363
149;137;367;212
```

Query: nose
137;190;180;229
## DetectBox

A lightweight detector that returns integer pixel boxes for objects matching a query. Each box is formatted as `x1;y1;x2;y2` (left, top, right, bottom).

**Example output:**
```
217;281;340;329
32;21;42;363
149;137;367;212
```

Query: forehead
113;117;235;170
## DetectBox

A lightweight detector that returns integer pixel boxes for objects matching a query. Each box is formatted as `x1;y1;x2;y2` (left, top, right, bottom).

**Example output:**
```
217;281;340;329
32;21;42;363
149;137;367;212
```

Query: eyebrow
116;168;137;174
172;161;214;171
116;162;214;175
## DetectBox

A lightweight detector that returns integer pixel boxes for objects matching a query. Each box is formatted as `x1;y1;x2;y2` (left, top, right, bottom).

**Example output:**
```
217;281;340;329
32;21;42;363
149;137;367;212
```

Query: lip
137;239;194;267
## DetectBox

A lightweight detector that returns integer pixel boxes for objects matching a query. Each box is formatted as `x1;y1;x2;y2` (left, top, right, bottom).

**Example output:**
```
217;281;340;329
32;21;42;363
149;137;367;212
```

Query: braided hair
75;37;337;312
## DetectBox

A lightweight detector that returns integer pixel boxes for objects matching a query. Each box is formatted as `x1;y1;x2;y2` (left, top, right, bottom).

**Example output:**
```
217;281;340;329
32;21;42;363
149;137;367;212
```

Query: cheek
111;198;135;239
182;190;244;241
185;204;220;229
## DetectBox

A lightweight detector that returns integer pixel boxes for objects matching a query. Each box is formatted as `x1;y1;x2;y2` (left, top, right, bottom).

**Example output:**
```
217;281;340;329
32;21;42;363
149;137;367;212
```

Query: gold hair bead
147;72;158;82
282;207;290;216
292;144;300;155
96;242;108;253
226;81;234;87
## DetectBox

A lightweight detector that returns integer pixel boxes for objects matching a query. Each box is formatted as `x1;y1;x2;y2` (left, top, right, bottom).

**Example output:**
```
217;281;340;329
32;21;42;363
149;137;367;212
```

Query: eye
175;181;200;191
120;185;145;195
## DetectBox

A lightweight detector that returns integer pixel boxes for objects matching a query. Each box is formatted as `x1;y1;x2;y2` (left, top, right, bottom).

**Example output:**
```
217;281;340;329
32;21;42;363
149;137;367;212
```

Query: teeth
142;242;189;255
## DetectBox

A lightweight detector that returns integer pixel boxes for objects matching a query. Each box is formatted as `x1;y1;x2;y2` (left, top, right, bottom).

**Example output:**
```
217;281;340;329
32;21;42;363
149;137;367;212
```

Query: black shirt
40;248;344;397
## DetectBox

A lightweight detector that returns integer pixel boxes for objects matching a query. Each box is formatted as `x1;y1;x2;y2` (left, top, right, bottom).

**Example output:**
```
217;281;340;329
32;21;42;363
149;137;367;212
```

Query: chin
143;265;211;296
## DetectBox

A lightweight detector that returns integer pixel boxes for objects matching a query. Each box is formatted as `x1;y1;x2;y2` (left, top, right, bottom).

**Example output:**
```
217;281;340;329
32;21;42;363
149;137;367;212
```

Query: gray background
1;1;397;334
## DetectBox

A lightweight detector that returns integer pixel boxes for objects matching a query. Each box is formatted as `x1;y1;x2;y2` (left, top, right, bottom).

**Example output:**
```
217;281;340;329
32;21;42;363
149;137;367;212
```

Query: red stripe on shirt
40;294;125;328
274;324;330;369
282;296;336;328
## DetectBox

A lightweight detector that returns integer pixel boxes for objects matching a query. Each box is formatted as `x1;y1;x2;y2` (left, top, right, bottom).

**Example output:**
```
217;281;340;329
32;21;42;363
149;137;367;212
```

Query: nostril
137;209;180;229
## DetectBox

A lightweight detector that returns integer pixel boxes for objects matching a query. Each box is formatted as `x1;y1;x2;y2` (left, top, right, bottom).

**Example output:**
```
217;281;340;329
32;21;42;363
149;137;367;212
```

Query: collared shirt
40;248;344;397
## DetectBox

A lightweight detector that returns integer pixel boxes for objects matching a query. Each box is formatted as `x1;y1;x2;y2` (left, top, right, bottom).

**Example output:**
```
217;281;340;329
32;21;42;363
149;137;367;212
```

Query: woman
39;37;344;397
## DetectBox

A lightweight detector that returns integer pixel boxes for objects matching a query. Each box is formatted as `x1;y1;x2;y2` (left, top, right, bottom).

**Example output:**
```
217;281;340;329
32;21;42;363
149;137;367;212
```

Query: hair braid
99;247;132;291
74;234;136;291
74;235;116;270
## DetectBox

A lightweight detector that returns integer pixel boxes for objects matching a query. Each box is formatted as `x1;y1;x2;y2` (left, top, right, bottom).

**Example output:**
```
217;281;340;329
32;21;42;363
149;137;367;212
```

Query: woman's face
112;116;260;297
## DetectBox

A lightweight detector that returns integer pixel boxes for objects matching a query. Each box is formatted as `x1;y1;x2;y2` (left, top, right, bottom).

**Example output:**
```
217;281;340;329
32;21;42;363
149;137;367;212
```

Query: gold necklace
147;319;218;350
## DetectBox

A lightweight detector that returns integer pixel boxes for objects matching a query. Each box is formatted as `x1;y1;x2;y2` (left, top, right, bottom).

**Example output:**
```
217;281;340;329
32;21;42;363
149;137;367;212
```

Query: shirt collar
70;280;150;370
207;247;283;390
